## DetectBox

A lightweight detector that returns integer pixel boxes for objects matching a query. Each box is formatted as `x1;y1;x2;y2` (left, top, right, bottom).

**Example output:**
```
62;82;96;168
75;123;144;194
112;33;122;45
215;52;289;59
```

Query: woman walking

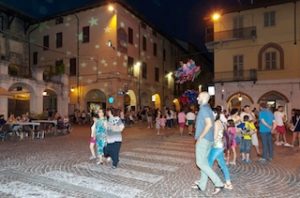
95;109;107;165
104;108;125;169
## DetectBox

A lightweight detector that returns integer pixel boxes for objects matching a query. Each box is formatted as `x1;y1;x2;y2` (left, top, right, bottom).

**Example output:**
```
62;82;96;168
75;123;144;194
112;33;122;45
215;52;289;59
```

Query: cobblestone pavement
0;123;299;198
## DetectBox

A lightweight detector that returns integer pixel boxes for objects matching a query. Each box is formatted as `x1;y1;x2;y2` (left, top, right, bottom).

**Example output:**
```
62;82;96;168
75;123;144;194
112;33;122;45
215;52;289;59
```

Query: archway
85;89;106;113
43;89;57;116
152;93;161;110
226;92;254;111
8;83;33;116
124;90;137;112
258;91;289;112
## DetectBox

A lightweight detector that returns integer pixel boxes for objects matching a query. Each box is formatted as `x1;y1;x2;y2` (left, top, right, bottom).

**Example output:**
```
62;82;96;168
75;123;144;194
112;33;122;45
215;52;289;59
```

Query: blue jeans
260;133;273;160
208;147;231;182
195;138;224;191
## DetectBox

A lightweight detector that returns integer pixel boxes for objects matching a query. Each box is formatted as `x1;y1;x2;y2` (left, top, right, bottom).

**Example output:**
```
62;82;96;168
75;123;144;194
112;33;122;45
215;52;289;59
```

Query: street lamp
108;5;115;12
211;12;221;22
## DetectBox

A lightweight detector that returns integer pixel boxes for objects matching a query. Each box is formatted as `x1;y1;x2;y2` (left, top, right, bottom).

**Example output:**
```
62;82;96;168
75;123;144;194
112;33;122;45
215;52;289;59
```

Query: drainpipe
294;1;297;45
28;24;39;76
74;14;80;109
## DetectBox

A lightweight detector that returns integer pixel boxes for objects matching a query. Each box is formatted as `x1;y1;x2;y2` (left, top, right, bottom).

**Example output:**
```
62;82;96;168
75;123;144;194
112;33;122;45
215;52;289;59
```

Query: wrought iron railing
214;69;257;83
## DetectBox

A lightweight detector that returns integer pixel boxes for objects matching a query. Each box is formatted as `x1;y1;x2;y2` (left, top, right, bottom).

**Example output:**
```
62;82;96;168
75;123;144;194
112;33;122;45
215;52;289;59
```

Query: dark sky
0;0;242;50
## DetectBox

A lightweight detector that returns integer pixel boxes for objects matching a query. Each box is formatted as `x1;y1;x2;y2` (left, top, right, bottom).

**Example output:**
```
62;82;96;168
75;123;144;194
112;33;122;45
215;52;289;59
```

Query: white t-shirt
186;112;196;120
274;111;285;126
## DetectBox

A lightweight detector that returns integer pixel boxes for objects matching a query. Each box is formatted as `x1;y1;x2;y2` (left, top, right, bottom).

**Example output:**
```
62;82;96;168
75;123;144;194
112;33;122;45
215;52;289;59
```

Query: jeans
195;138;224;191
208;147;231;182
104;142;122;167
260;133;273;160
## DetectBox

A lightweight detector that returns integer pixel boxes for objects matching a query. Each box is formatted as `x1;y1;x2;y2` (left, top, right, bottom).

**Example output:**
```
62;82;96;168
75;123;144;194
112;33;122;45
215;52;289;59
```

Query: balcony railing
206;26;257;43
214;69;257;83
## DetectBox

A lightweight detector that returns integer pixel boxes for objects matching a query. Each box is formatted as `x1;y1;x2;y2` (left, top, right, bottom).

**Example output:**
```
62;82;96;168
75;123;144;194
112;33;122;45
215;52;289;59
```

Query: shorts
179;122;185;128
251;133;259;146
187;120;194;126
90;137;96;144
240;139;252;153
276;125;286;134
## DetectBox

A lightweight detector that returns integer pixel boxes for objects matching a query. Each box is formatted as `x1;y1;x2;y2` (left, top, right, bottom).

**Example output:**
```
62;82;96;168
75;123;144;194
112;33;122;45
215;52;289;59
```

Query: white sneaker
275;142;282;146
106;157;112;163
283;143;292;147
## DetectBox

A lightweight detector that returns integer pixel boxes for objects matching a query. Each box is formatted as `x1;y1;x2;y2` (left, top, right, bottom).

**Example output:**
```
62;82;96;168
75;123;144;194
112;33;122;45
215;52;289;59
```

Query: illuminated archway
85;89;106;112
124;90;137;112
226;92;254;111
152;94;161;109
8;83;33;116
43;89;57;113
173;99;180;112
258;90;289;111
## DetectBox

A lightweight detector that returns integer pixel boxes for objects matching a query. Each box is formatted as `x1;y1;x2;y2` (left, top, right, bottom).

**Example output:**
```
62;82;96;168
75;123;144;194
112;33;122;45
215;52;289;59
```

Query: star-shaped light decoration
136;34;139;38
104;26;111;33
134;44;138;48
93;66;97;71
123;62;127;67
95;45;100;49
117;52;122;57
124;55;128;60
66;51;72;56
79;76;83;80
40;57;45;61
113;61;117;66
81;62;87;68
88;17;98;27
78;32;83;41
120;22;125;28
65;23;70;27
98;71;102;74
100;59;106;65
66;16;71;21
87;79;93;83
104;83;108;87
38;22;49;32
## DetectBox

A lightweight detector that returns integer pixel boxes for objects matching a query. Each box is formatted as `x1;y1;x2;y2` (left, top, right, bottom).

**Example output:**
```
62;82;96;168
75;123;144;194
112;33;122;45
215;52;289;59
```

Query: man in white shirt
274;106;291;146
186;110;196;135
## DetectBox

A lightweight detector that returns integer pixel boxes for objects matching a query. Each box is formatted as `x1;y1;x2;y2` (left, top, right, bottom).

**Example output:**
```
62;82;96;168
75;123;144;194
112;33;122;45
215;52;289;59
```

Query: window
163;49;166;61
127;56;134;76
33;52;38;65
55;17;64;24
141;22;147;29
69;58;76;76
233;16;244;38
142;36;147;51
265;51;277;70
56;32;63;48
82;26;90;43
152;30;157;37
153;43;157;56
233;55;244;79
128;27;133;44
155;67;159;82
43;35;49;50
55;59;63;73
264;11;276;27
142;62;147;79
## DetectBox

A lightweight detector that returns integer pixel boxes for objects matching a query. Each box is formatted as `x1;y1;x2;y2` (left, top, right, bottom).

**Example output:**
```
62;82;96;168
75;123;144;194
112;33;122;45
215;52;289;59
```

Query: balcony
206;26;256;49
214;69;257;83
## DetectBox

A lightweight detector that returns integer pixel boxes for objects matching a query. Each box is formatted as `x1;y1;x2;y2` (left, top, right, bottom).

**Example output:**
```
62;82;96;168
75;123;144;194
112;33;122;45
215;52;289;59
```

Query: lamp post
134;61;141;110
74;14;80;110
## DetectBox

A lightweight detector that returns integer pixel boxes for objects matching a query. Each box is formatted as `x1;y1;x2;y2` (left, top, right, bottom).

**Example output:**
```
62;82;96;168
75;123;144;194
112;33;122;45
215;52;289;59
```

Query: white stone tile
120;158;179;171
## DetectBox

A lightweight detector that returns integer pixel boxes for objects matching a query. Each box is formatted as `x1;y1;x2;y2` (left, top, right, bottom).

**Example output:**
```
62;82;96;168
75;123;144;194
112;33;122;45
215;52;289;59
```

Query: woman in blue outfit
208;108;233;193
95;109;107;165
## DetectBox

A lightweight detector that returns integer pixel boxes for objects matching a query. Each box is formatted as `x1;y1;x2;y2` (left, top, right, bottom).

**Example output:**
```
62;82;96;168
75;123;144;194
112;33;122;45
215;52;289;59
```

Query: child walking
226;119;237;165
89;114;98;160
240;115;257;163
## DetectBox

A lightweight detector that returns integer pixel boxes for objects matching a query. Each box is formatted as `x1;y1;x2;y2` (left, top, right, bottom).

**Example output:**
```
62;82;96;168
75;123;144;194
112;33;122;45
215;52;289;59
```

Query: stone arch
8;82;35;116
43;88;57;113
257;90;289;112
85;89;106;112
258;42;284;70
124;90;137;112
226;91;254;111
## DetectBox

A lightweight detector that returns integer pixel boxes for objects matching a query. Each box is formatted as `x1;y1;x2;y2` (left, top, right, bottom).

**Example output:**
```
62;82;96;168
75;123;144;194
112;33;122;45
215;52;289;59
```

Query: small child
240;115;257;163
160;115;166;131
89;114;98;160
226;119;237;165
155;114;161;135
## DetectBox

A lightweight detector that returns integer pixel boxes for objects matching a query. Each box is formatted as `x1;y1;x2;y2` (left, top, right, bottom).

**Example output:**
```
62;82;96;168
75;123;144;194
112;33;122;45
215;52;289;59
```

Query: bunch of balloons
175;59;201;84
179;90;198;105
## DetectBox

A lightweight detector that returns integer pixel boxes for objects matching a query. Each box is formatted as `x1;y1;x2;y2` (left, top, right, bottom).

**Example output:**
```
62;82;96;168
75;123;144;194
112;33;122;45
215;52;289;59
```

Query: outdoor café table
11;122;40;140
32;120;57;126
32;120;58;136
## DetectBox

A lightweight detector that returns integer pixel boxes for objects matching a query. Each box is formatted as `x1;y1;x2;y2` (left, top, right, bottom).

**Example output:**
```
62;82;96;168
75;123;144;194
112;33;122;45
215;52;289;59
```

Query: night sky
0;0;242;50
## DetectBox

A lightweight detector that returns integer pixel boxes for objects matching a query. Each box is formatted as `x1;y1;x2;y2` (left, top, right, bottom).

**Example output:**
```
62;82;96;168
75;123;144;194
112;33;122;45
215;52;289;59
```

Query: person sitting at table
0;115;6;127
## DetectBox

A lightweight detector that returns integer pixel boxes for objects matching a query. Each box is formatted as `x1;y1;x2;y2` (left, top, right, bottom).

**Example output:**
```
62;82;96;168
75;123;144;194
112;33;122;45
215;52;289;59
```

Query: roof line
32;0;188;53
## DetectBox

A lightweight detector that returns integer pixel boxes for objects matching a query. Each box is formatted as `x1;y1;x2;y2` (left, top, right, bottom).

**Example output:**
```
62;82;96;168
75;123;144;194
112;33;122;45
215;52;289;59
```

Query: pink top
160;118;166;126
227;127;237;137
178;112;186;123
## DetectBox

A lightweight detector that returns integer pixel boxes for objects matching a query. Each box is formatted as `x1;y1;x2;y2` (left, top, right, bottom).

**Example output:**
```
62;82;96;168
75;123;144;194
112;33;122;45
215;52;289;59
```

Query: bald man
193;92;224;195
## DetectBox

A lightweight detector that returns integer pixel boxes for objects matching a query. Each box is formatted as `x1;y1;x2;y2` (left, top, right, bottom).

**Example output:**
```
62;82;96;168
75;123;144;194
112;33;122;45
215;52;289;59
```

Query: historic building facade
207;0;300;117
0;9;68;118
30;2;186;114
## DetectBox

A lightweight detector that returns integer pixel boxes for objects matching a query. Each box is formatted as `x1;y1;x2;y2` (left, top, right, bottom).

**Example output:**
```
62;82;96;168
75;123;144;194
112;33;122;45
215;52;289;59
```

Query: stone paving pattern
0;123;299;198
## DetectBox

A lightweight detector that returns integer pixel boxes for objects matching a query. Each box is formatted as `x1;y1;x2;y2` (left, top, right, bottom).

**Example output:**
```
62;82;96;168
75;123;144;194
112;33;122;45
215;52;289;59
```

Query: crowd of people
192;91;300;195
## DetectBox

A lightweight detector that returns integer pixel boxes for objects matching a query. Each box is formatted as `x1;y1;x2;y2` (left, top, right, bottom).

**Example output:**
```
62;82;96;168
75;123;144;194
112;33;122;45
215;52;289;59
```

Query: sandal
212;186;224;195
224;183;233;190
